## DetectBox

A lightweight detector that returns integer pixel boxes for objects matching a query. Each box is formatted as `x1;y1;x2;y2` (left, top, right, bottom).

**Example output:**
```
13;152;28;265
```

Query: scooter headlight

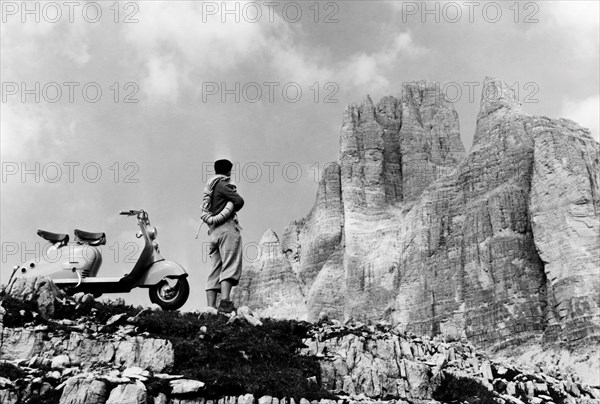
147;226;158;240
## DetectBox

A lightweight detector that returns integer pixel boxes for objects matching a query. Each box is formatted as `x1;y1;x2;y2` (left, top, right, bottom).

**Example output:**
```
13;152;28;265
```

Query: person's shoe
218;299;236;314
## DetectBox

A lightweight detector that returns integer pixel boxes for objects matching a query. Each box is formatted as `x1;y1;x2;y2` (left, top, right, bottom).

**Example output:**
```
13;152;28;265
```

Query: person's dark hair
214;159;233;175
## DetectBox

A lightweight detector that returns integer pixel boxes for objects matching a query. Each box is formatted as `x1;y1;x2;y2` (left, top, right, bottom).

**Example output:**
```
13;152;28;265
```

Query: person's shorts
206;220;242;291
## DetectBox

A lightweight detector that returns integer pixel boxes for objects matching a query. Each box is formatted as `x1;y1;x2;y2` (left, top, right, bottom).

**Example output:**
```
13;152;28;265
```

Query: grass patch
89;300;143;323
135;310;336;400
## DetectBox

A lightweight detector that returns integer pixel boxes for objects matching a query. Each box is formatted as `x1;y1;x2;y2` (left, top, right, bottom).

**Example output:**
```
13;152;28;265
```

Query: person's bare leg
206;290;218;308
221;280;233;301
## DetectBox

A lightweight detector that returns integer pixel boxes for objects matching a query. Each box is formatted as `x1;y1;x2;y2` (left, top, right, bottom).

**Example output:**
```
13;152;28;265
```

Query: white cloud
544;2;599;56
265;30;427;97
546;2;599;31
0;18;90;160
335;32;427;94
0;103;46;160
60;23;92;66
123;1;270;101
391;32;427;59
562;95;600;142
265;42;331;84
1;14;93;75
343;53;388;89
144;56;180;104
0;102;77;161
123;2;427;102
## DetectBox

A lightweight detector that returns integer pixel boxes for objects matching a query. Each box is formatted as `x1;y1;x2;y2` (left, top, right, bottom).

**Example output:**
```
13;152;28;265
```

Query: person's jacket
210;179;244;215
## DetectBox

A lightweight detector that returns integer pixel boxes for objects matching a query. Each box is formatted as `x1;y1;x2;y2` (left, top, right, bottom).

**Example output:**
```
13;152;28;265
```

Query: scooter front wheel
149;277;190;311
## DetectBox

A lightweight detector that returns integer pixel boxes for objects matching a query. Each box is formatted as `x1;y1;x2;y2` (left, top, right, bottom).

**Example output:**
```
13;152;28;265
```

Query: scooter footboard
136;260;188;286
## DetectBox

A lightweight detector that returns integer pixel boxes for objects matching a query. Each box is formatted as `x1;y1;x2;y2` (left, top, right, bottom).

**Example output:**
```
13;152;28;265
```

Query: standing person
203;159;244;313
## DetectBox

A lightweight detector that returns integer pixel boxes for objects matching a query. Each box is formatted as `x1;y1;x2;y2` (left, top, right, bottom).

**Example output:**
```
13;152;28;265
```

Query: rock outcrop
2;300;599;404
1;327;174;372
4;276;63;319
233;78;600;352
0;303;176;404
306;320;600;402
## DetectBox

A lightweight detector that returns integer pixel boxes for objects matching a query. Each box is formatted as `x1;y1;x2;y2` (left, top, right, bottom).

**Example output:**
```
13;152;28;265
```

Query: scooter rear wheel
149;277;190;311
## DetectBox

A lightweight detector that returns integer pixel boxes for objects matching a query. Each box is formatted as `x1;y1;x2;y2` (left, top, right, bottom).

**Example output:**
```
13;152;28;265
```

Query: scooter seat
74;229;106;246
37;230;69;244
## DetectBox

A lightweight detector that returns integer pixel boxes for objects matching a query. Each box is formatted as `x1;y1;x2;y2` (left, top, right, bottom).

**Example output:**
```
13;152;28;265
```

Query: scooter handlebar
119;210;140;216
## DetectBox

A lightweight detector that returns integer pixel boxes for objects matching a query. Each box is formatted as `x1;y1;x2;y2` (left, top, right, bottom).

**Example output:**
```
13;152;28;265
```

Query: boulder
105;383;147;404
170;379;205;395
59;376;109;404
51;354;70;370
238;394;255;404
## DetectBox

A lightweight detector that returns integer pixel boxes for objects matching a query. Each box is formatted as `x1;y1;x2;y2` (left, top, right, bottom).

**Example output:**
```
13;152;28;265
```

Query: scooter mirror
136;231;143;238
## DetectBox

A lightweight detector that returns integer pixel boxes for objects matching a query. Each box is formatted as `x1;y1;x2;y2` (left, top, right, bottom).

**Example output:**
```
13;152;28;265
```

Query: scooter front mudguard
136;260;188;287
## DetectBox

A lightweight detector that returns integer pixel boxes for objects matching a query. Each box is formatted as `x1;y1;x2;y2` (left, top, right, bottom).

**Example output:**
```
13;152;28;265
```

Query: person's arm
220;183;244;211
202;201;235;225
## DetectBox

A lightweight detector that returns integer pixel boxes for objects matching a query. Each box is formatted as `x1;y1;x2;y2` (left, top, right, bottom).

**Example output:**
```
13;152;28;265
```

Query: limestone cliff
528;117;600;344
233;77;600;351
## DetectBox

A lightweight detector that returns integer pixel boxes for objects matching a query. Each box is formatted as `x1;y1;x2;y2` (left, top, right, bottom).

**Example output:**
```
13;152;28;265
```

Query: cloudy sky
1;0;598;310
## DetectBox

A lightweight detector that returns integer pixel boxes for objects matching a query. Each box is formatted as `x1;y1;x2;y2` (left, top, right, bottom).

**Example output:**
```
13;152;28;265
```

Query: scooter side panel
60;245;102;278
14;258;78;281
136;260;188;286
13;245;101;283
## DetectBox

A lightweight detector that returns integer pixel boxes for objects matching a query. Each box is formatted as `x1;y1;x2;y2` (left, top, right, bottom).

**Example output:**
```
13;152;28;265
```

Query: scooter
7;209;190;311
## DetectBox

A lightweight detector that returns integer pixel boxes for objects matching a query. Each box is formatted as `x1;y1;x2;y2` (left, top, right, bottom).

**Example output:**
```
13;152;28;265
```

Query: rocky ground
1;276;599;404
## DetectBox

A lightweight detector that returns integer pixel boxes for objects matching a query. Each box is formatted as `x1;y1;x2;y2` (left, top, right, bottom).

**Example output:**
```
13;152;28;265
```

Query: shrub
0;361;26;380
433;371;497;404
0;296;41;328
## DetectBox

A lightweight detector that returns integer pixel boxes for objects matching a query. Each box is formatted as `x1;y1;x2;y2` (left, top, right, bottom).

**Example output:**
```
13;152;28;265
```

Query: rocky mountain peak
235;78;599;358
479;76;522;116
258;228;279;246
